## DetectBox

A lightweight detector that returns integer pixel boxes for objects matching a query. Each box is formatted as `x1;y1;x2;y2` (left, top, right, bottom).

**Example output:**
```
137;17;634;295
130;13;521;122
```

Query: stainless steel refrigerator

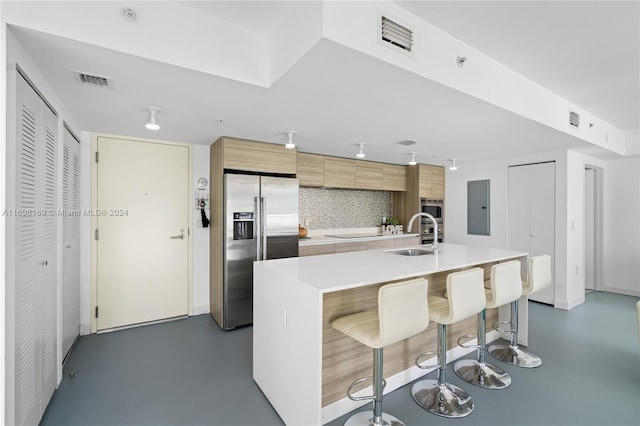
222;174;299;329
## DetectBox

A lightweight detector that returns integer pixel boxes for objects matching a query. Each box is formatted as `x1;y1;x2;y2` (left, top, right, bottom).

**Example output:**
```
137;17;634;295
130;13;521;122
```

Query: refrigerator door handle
261;197;267;260
255;196;261;260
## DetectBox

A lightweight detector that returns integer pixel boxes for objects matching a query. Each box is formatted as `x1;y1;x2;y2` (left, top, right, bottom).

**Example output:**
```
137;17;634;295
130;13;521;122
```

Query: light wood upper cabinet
297;152;325;187
383;164;406;191
324;157;356;188
431;166;445;199
418;164;433;198
355;161;383;190
222;137;296;175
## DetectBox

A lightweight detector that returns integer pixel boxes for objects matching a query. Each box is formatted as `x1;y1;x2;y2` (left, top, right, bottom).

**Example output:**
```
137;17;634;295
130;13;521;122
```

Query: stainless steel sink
386;248;433;256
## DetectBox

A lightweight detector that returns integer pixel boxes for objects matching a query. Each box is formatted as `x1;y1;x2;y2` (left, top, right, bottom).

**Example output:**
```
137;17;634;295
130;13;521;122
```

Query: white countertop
298;232;419;246
258;243;527;293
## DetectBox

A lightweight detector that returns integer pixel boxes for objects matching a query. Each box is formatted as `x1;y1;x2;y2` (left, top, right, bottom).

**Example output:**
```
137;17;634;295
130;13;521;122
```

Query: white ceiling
9;1;639;166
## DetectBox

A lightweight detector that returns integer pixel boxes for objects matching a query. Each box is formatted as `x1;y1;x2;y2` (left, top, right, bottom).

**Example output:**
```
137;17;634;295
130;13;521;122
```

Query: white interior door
508;162;556;305
528;162;555;304
96;137;190;331
585;168;596;291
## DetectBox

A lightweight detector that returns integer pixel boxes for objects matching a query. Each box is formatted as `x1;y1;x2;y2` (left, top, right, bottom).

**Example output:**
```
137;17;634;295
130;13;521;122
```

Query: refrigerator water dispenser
233;212;254;240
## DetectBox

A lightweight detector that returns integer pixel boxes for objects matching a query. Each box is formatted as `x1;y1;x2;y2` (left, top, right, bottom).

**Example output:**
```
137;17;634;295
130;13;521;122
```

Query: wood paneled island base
253;243;527;425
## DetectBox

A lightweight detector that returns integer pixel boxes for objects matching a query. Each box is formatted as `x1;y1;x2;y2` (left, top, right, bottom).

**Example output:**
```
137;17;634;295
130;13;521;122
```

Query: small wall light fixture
145;107;160;130
285;130;296;149
449;158;458;171
408;152;418;166
356;143;366;158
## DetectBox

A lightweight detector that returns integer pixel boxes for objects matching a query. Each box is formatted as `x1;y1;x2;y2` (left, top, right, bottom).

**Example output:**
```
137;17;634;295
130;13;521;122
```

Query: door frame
584;164;603;292
90;133;193;333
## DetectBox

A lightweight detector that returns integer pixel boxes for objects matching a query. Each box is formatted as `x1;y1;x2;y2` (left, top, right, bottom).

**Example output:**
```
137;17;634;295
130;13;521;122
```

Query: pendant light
449;158;458;171
408;152;417;166
145;107;160;130
356;143;366;158
285;130;296;149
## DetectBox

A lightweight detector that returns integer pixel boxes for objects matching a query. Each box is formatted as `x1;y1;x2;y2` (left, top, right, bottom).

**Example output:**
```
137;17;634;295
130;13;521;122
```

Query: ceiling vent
379;14;413;54
72;71;113;88
569;111;580;128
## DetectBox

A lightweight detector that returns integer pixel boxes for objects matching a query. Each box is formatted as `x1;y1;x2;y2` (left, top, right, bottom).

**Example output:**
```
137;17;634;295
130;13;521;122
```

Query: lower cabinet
299;236;419;257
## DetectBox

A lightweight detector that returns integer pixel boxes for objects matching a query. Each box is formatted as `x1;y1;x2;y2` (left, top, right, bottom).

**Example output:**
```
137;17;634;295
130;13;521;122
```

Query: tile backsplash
299;187;392;229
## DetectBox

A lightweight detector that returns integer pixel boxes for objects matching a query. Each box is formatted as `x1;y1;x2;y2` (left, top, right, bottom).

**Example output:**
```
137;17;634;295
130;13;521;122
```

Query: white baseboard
321;330;500;424
80;323;91;336
192;304;210;316
602;286;640;297
555;295;585;310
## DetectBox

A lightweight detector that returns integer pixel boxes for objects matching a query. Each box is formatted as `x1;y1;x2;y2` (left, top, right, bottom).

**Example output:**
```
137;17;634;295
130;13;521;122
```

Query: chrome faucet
407;212;439;255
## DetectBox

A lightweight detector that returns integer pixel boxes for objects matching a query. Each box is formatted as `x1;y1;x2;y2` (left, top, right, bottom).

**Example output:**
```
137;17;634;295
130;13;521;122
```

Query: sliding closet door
508;162;555;305
14;73;58;425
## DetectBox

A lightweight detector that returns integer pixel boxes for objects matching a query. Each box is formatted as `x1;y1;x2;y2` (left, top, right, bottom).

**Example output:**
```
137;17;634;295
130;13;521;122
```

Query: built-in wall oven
420;199;444;244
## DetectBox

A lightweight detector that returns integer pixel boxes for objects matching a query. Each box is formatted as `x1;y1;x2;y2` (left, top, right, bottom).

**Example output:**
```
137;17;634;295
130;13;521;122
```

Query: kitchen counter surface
298;232;418;246
253;242;529;425
262;243;526;293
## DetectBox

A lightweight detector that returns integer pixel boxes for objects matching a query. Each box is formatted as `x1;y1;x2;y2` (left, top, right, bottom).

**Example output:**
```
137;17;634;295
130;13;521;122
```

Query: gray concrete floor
41;291;640;426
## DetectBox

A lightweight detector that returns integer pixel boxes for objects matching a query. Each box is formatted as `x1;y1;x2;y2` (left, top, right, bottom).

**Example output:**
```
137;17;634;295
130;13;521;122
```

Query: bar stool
488;255;551;368
411;268;486;418
453;260;523;389
332;278;430;426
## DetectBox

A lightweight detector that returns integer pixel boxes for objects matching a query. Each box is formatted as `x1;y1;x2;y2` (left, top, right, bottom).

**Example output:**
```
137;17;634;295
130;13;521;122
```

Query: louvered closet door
62;127;80;359
15;74;58;426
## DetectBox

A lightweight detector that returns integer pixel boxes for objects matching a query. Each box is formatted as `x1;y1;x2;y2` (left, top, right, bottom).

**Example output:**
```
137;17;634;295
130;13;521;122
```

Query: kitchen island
253;243;527;425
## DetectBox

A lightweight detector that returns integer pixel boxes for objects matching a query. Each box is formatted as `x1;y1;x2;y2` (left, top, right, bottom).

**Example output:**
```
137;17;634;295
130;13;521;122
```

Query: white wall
603;156;640;296
444;148;623;310
191;144;211;315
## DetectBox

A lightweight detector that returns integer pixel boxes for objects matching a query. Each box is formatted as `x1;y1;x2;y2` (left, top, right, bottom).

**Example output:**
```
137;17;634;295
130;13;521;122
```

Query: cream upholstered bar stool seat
332;278;430;426
411;268;486;418
489;255;551;368
454;260;523;389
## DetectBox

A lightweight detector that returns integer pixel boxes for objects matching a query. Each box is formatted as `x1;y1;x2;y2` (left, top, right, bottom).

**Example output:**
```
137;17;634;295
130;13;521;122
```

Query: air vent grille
569;111;580;128
73;71;112;88
380;16;413;52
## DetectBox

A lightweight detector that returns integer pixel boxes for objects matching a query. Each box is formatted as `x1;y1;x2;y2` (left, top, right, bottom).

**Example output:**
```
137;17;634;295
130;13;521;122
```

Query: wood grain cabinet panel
299;244;336;257
355;161;383;190
382;164;406;191
366;239;395;250
223;137;296;175
297;152;325;187
324;157;356;188
431;166;445;199
418;164;433;198
335;242;369;253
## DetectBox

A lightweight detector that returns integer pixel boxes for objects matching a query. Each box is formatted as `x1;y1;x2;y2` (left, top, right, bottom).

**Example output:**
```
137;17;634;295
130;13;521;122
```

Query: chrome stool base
344;410;405;426
453;359;512;389
411;379;474;418
488;344;542;368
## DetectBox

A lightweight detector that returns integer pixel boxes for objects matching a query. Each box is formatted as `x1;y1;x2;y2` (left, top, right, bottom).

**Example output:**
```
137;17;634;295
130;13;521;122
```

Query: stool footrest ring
457;334;480;349
492;320;514;334
415;351;438;370
346;376;387;401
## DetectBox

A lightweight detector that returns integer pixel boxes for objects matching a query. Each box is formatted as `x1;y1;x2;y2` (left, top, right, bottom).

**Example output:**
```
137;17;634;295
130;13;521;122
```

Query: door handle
170;234;184;239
